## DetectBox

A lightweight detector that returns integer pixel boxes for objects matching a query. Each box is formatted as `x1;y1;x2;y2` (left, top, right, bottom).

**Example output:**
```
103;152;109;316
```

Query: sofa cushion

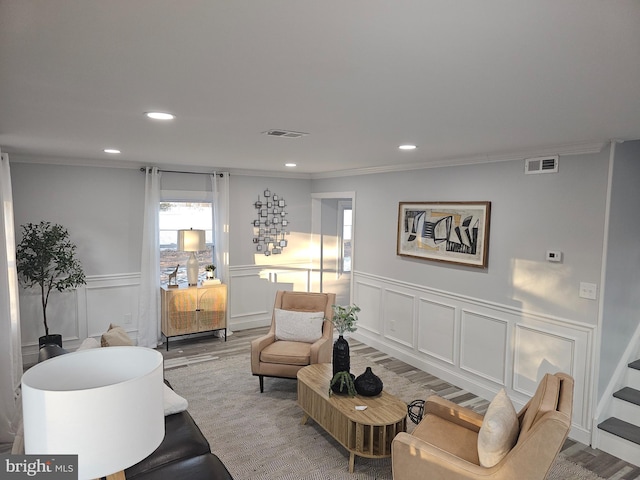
127;453;234;480
477;389;519;467
274;308;324;343
260;341;311;366
101;323;134;347
77;337;101;350
413;412;480;465
164;384;188;416
125;410;211;478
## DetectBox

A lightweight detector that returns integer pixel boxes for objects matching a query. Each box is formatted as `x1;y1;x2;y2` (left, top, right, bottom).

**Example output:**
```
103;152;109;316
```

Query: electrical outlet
579;282;597;300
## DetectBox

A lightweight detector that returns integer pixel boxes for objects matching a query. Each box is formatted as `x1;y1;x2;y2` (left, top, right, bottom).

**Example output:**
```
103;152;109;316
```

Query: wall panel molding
21;272;141;365
417;298;456;365
351;271;595;444
460;310;509;386
383;288;415;348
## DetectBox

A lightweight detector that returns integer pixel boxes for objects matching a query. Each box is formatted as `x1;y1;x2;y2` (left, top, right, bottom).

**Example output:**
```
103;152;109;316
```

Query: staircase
597;359;640;467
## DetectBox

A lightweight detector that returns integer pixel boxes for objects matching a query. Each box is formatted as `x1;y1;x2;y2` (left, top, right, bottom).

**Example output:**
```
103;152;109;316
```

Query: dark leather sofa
126;386;233;480
38;345;233;480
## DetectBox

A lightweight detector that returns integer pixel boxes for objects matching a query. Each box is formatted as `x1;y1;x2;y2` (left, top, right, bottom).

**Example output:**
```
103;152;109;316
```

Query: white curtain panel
0;152;23;443
211;172;232;334
138;167;162;348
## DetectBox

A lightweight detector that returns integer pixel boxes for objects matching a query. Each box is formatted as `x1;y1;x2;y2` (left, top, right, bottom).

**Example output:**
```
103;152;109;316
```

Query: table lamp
177;228;206;286
21;346;165;480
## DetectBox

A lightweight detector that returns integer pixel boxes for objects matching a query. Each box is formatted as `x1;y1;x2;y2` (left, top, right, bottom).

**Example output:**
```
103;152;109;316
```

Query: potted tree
16;221;86;348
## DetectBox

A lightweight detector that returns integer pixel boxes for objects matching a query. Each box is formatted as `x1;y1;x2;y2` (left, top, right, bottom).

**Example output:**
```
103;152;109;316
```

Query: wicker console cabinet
161;284;227;350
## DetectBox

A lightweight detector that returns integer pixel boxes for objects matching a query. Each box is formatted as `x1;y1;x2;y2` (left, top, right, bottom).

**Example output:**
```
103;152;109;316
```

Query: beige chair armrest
250;333;276;374
310;319;333;364
421;395;484;432
392;432;494;480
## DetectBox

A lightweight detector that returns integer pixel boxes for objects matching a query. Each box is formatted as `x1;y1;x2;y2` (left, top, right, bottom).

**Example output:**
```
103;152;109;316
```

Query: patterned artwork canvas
397;202;491;268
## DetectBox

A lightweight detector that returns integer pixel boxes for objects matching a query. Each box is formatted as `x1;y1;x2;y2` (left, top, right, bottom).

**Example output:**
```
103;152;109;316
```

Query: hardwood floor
160;327;640;480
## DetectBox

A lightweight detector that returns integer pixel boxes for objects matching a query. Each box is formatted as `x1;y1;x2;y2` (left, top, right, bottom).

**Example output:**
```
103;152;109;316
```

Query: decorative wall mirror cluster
252;189;289;256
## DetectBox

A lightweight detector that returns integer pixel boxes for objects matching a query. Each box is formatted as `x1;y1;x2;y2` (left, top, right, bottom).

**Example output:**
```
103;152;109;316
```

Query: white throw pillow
477;389;519;467
164;384;189;416
274;309;325;343
77;337;101;350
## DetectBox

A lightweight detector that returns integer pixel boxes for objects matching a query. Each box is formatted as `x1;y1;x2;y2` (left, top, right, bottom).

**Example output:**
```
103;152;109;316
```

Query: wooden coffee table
297;363;407;473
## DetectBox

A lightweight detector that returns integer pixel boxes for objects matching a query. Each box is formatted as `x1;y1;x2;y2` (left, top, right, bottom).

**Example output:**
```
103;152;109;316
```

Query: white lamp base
187;252;199;286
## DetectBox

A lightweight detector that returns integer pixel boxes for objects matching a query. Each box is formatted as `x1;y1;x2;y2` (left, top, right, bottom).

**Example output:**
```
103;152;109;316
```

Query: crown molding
5;141;606;180
309;141;607;179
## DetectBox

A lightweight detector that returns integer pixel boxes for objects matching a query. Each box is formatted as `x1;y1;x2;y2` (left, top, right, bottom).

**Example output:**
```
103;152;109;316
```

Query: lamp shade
177;229;206;252
21;347;165;480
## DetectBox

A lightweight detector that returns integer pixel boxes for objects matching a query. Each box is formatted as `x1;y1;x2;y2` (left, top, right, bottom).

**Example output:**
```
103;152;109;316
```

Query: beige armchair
251;290;336;393
392;372;574;480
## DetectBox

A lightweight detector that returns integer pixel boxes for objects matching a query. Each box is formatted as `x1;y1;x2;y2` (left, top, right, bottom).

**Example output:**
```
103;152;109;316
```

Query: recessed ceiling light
145;112;175;120
104;149;121;154
285;163;297;167
399;144;417;150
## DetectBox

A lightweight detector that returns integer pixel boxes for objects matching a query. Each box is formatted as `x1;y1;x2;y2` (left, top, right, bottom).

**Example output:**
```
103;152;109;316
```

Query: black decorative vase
332;335;350;376
39;334;63;348
355;367;384;397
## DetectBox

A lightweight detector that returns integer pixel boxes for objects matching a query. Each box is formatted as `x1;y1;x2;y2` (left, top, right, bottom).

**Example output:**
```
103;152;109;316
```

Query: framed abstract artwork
397;201;491;268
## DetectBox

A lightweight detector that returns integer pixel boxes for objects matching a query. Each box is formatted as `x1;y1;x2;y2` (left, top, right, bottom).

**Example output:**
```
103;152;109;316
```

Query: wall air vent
263;129;309;138
525;155;559;174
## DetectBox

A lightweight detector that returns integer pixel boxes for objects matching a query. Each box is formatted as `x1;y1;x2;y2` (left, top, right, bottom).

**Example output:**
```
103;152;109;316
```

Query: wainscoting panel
19;289;80;345
383;288;415;348
351;271;595;444
417;298;456;365
228;265;315;330
514;323;590;428
20;273;141;365
85;275;140;338
513;326;575;395
460;310;509;385
353;279;383;335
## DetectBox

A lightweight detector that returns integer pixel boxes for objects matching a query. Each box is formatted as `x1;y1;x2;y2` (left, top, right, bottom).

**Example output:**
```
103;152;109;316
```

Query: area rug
164;352;603;480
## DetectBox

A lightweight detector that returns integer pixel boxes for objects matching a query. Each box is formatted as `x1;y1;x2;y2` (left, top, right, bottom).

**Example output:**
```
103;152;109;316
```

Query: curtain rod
140;167;226;177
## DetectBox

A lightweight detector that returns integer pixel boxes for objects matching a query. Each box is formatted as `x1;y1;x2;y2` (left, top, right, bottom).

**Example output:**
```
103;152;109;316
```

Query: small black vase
332;335;350;376
355;367;383;397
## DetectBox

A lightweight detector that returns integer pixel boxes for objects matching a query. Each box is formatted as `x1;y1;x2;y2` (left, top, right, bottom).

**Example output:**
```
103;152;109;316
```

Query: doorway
311;192;355;306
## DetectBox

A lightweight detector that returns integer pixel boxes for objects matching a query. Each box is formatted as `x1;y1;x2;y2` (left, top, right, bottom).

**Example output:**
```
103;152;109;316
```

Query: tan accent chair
392;372;574;480
251;290;336;393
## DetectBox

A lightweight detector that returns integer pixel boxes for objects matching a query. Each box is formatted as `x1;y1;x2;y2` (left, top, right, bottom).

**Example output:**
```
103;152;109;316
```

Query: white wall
10;163;315;359
312;150;611;443
228;175;313;266
11;162;145;360
313;151;610;324
599;140;640;396
12;163;145;275
226;175;316;330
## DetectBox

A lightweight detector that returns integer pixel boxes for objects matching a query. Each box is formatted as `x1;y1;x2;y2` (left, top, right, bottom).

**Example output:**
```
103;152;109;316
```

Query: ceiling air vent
525;155;559;174
263;129;309;138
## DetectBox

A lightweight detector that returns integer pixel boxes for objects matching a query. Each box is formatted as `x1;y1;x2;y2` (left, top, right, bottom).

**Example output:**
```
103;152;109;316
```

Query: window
159;202;213;285
339;202;352;273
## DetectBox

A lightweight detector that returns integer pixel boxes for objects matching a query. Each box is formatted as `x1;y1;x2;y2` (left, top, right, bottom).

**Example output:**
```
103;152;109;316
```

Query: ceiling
1;1;639;177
